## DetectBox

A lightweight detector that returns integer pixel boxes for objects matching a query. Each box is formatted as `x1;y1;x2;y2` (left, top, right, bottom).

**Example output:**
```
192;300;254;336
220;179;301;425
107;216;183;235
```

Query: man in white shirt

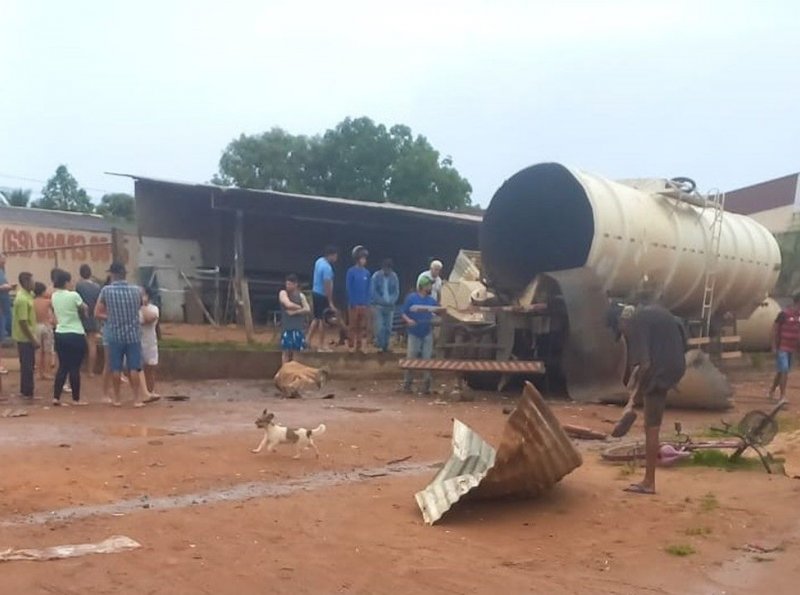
417;260;444;303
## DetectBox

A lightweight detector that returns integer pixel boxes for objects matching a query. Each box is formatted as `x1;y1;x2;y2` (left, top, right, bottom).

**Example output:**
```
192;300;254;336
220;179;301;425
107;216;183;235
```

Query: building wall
0;220;137;287
726;173;799;216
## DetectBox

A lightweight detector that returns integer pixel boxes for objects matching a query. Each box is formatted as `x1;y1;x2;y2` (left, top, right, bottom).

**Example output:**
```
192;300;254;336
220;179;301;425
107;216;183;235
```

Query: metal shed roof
0;205;112;233
108;172;483;225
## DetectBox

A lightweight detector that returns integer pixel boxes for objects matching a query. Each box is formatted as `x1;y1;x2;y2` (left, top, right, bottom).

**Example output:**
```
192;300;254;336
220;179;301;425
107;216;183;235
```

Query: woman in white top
140;287;160;397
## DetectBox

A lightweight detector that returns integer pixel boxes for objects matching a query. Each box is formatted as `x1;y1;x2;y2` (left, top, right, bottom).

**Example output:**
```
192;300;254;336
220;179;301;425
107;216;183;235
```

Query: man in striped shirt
96;263;145;407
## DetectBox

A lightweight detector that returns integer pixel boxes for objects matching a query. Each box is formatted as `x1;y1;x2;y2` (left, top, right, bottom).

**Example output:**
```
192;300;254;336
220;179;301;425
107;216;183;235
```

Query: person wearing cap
417;260;444;303
609;302;686;495
401;275;438;394
95;262;146;407
346;247;371;352
370;258;399;353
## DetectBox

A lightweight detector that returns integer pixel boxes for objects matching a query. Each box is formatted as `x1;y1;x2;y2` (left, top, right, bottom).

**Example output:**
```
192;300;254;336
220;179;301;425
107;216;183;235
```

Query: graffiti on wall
0;223;137;285
2;227;114;262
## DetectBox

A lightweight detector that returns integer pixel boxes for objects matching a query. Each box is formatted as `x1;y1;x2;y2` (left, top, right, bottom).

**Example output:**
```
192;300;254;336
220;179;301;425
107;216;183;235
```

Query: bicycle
601;399;787;473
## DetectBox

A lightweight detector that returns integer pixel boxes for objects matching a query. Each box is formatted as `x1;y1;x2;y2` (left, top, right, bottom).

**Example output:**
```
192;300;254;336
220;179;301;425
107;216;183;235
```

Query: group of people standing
4;259;160;408
278;246;444;392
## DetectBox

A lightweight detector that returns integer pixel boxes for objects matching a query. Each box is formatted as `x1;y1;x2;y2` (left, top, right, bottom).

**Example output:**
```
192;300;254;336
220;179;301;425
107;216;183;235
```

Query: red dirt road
1;367;799;594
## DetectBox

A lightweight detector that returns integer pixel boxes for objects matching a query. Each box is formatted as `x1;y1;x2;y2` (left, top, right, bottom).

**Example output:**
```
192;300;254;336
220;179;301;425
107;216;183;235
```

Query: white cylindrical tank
481;163;781;318
738;297;782;351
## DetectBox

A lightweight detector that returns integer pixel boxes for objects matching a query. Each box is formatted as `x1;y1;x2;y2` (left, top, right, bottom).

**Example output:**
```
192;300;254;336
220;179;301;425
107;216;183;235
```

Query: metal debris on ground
2;409;29;418
562;424;607;441
415;382;582;525
0;535;141;562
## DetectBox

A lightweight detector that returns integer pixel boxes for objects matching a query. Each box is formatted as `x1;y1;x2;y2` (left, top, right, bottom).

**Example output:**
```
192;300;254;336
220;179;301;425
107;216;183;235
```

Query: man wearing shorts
769;293;800;402
307;245;338;351
612;303;686;495
96;263;145;407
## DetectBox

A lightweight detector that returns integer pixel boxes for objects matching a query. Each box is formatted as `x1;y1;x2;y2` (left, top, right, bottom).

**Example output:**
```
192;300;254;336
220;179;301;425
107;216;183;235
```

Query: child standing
279;274;310;364
33;282;54;381
140;287;160;398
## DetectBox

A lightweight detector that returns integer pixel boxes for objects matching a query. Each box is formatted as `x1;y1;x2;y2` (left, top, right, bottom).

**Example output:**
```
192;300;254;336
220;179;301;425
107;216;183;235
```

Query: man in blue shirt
96;262;145;407
346;247;371;352
370;258;399;353
401;276;439;394
307;246;338;352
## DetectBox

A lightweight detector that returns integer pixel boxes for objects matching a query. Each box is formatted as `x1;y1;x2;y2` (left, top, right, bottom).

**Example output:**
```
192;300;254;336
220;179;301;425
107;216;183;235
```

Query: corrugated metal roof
0;205;112;233
107;172;483;224
415;382;582;525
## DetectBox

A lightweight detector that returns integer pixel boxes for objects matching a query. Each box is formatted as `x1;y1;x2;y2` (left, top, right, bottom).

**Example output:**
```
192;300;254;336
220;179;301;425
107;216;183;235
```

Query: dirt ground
0;361;799;594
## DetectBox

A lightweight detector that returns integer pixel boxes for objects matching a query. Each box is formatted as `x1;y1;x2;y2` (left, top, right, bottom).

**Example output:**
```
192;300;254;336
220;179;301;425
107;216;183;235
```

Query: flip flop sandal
611;410;637;438
623;484;655;495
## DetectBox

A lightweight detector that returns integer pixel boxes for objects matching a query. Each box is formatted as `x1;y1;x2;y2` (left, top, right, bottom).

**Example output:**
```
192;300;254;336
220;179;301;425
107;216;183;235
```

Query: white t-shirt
139;304;159;349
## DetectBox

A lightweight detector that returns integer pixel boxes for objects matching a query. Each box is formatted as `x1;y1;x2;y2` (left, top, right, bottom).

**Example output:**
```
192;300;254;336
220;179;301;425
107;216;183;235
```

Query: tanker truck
438;162;781;406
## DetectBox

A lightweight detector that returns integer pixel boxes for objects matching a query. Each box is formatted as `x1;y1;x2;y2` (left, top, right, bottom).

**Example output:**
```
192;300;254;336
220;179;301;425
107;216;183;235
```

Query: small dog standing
252;409;326;459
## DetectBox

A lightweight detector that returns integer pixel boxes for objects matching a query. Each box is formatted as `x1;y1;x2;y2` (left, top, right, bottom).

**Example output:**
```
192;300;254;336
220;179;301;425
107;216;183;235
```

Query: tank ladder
700;189;725;336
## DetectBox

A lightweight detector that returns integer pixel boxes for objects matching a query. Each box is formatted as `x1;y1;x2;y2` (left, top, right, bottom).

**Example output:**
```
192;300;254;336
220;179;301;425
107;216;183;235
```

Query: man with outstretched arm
609;303;686;495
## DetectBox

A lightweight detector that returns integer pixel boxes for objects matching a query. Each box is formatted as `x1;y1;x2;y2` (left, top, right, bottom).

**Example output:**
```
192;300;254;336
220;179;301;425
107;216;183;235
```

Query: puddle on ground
1;460;434;527
98;425;190;438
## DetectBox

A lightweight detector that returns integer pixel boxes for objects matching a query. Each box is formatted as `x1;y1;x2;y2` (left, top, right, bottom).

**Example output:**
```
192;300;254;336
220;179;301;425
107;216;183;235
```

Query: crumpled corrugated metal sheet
415;383;582;525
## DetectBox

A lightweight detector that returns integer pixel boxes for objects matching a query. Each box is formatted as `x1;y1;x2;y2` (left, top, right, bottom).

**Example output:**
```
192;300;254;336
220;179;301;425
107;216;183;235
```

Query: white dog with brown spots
251;409;326;459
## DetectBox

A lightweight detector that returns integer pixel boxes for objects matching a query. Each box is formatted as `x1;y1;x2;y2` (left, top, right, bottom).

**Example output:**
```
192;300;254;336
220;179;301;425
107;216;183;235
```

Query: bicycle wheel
738;411;778;446
601;442;646;462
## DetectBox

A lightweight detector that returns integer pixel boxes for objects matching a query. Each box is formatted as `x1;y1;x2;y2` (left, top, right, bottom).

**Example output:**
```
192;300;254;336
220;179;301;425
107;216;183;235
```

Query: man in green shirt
13;272;38;398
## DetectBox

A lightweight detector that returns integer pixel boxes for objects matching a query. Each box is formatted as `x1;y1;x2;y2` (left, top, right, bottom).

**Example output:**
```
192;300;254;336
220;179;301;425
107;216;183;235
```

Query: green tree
96;192;135;221
5;188;31;207
34;165;94;213
215;117;472;210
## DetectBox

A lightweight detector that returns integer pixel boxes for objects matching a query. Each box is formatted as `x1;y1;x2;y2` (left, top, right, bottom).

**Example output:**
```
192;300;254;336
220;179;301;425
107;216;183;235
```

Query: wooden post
233;210;255;343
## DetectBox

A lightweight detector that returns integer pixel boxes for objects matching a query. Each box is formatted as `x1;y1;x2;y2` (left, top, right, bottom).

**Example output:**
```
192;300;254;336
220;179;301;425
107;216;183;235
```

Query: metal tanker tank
738;297;782;351
481;163;781;318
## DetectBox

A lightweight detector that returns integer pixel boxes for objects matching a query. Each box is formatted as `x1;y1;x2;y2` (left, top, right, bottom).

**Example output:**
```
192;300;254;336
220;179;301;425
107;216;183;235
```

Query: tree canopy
5;188;31;207
213;117;473;211
95;192;135;222
34;165;94;213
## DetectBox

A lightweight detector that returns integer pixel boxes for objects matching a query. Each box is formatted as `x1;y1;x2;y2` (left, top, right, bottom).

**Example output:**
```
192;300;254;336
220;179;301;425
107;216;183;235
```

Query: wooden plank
180;269;218;326
719;336;741;344
687;337;711;346
720;351;742;360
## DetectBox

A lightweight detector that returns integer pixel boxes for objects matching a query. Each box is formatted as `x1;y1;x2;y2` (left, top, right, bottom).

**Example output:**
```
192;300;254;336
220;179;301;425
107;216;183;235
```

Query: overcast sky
1;0;798;206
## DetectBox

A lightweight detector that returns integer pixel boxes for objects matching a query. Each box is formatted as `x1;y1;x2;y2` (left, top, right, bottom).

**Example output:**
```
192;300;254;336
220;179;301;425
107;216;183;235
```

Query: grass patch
665;544;696;557
680;449;761;471
750;352;765;371
616;462;637;478
684;526;712;537
777;413;800;433
699;492;719;513
158;338;277;352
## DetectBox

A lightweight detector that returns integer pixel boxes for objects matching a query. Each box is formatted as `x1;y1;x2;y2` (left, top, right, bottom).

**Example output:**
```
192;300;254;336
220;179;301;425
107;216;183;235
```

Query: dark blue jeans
373;306;394;352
